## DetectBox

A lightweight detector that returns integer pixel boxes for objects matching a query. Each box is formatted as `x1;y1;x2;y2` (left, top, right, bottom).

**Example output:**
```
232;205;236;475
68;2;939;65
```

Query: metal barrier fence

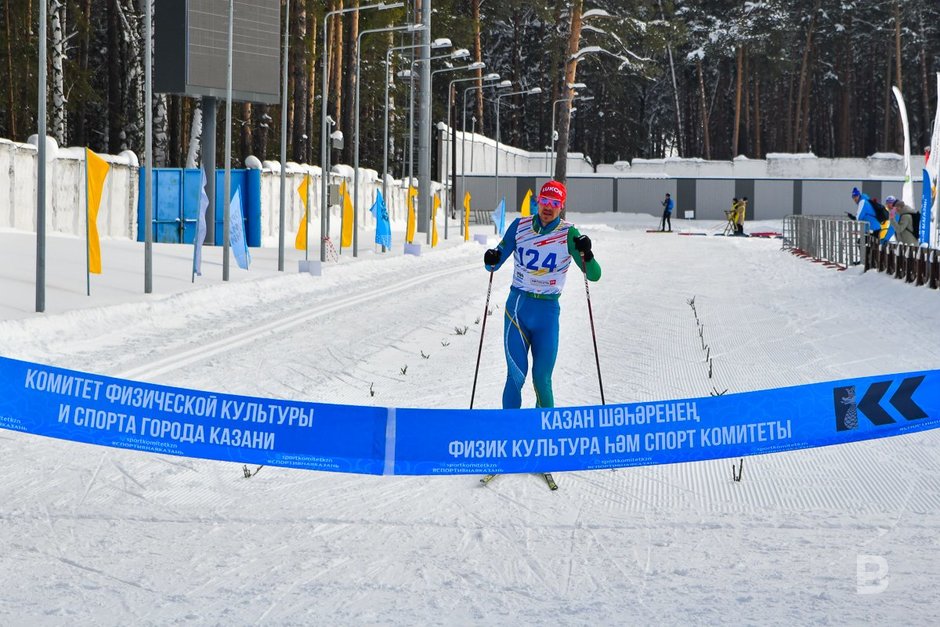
782;215;868;269
865;235;940;288
783;215;940;289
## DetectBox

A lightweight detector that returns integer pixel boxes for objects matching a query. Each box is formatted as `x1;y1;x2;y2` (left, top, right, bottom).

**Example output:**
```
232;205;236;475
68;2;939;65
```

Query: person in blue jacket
483;180;602;409
660;193;674;232
850;187;883;240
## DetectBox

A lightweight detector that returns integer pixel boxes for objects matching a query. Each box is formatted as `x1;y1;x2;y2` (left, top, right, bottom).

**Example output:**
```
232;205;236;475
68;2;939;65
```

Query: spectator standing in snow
736;197;748;235
660;193;674;232
850;187;883;241
725;198;739;235
886;195;918;245
483;180;602;409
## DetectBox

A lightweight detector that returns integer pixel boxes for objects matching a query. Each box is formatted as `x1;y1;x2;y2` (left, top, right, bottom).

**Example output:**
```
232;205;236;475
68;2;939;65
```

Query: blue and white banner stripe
0;356;937;476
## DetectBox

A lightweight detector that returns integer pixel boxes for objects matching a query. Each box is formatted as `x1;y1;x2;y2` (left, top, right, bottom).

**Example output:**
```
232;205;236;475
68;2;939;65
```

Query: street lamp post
556;44;639;181
36;0;47;311
461;79;510;228
383;39;451;214
354;23;424;257
222;0;234;281
401;48;471;243
495;87;541;208
278;0;291;270
551;88;593;176
320;2;402;263
405;48;469;187
444;72;497;239
426;60;485;242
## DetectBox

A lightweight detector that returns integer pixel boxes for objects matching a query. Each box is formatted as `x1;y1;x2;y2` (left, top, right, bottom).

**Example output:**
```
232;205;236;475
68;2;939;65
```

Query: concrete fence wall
437;124;595;182
0;139;138;237
0;138;429;245
436;131;925;221
455;173;924;223
254;163;422;246
2;133;925;240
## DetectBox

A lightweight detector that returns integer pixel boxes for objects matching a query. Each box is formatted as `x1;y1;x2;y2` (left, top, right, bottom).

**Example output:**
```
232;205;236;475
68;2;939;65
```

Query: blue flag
192;169;209;277
921;168;932;246
369;190;392;249
230;187;251;270
491;197;506;236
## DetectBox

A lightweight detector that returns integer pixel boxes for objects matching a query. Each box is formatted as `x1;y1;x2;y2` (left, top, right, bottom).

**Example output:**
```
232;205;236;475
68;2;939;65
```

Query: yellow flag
340;180;353;248
463;191;471;242
85;148;110;274
406;186;418;244
521;189;532;217
295;174;310;251
431;193;440;247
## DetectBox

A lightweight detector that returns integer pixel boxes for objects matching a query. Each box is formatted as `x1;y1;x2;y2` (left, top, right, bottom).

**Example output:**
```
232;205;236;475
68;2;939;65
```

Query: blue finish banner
0;355;938;475
392;372;940;475
0;356;387;475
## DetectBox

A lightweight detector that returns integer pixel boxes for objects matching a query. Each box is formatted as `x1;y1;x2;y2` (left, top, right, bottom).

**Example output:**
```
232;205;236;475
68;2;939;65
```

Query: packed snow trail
1;215;939;624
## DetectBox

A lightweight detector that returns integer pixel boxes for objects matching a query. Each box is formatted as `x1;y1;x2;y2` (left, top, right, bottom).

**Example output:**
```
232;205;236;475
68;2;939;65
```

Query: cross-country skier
483;180;602;409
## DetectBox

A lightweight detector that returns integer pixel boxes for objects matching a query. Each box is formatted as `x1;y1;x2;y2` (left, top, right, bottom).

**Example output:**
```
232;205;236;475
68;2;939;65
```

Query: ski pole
582;254;605;405
469;270;495;409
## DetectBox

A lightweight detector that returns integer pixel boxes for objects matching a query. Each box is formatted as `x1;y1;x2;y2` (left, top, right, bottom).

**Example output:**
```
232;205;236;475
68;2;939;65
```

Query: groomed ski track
1;216;939;624
115;260;479;381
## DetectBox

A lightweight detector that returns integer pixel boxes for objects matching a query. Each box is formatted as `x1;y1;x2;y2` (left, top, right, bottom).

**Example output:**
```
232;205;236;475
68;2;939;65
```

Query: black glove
845;212;856;220
574;235;594;262
484;248;501;265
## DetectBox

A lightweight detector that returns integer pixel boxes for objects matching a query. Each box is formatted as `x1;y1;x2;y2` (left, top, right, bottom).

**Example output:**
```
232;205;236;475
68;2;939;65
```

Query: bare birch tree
185;101;202;168
50;0;67;145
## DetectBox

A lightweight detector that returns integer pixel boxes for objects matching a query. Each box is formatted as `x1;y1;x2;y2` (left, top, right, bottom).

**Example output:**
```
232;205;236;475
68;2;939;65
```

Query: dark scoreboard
155;0;280;104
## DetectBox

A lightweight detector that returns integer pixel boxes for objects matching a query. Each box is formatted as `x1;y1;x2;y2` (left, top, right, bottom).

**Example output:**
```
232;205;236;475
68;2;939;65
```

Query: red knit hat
539;180;567;204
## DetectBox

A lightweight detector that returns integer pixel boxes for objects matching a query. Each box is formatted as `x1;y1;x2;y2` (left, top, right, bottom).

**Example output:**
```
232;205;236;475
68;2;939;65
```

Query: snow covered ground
1;212;939;625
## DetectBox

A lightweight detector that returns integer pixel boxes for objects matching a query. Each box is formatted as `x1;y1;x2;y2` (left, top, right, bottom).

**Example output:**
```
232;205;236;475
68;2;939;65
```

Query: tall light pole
36;0;47;312
426;60;485;242
495;87;541;207
278;0;291;270
383;39;451;210
557;45;641;181
144;0;153;291
461;79;510;224
445;73;498;239
354;22;424;257
416;0;431;255
405;49;468;188
397;68;415;184
551;86;592;176
320;2;402;263
222;0;234;281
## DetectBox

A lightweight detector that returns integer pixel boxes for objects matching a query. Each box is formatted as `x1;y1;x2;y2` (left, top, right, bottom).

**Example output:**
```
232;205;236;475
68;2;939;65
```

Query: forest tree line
1;0;938;177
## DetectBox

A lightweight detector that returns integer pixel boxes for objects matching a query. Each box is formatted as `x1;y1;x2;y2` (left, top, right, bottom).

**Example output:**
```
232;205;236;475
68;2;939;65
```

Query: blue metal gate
137;168;261;246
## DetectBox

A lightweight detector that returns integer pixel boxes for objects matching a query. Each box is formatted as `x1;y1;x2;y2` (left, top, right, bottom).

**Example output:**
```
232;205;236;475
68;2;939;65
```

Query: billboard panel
155;0;280;104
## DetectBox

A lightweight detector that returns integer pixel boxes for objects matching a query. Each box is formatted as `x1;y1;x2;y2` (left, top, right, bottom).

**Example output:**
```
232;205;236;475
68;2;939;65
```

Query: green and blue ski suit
484;214;602;408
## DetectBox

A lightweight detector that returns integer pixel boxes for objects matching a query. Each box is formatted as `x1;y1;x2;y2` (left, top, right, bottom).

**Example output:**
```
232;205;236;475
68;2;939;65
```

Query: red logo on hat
539;180;567;204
